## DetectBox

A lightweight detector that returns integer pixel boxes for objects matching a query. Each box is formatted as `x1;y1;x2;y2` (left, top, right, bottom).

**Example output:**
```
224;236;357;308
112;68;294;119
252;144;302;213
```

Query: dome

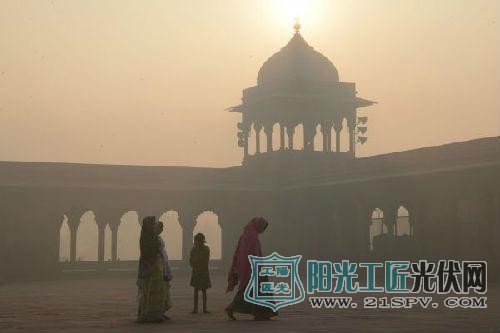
257;32;339;85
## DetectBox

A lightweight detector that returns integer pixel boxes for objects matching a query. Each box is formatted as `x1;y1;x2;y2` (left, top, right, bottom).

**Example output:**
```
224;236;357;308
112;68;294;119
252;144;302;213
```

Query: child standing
189;233;211;313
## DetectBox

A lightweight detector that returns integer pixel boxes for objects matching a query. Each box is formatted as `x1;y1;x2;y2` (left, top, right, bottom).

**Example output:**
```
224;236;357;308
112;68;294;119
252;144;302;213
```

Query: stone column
255;123;262;154
330;127;334;152
321;124;331;153
334;121;342;153
280;124;285;150
303;123;315;151
264;125;273;152
322;128;328;152
303;124;308;151
326;126;332;152
97;222;106;264
110;224;118;262
405;203;417;239
180;211;197;267
66;213;80;263
300;123;315;151
287;126;295;150
243;129;249;157
69;223;78;263
384;205;397;236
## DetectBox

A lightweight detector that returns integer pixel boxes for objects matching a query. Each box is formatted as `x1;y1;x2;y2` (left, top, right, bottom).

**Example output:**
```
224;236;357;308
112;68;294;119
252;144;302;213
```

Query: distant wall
1;137;499;283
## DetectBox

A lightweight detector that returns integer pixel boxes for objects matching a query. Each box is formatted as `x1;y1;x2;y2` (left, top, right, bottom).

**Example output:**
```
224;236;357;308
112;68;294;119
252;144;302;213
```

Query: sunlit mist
268;0;329;32
0;0;498;167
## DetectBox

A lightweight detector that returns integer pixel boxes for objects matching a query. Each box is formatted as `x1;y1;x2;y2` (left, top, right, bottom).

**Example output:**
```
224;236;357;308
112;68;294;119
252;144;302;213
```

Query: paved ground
0;270;499;333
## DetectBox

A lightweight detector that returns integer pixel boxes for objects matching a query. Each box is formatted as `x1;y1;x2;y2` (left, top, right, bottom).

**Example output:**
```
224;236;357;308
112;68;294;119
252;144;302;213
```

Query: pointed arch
396;206;412;237
193;211;222;260
248;123;257;155
59;215;70;262
159;210;182;260
330;126;336;152
369;208;386;251
76;210;98;261
117;211;141;261
340;118;349;152
272;123;281;151
313;124;323;152
259;127;267;153
293;123;304;150
282;124;289;150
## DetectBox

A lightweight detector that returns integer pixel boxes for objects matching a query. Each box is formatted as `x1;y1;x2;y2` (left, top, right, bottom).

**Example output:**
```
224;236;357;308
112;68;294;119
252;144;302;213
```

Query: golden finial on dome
293;17;301;33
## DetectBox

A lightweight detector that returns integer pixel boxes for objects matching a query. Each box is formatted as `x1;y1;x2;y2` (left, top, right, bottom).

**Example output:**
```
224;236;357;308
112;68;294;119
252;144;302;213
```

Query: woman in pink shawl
225;217;278;320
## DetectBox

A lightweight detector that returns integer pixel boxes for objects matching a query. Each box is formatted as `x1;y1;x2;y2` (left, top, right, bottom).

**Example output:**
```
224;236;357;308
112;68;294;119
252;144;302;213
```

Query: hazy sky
1;0;499;167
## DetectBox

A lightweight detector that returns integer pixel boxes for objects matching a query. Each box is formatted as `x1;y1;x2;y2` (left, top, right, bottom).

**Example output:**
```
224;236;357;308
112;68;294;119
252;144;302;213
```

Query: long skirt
164;280;172;311
137;258;166;322
227;285;278;319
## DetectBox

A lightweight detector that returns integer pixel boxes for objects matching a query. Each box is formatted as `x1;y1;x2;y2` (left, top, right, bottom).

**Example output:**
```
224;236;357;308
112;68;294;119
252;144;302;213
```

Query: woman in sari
225;217;278;321
156;222;173;318
137;216;166;323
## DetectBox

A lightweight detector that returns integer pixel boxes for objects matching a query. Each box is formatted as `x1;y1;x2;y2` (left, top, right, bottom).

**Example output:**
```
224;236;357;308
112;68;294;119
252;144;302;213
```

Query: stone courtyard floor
0;270;499;333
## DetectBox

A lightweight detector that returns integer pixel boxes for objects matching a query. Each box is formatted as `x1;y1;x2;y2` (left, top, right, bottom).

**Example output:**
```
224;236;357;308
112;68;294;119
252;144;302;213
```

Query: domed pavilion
230;27;375;165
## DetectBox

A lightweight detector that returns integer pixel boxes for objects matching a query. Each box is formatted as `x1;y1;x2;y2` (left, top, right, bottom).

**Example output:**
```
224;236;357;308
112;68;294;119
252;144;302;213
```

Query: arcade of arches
246;120;352;156
59;210;222;263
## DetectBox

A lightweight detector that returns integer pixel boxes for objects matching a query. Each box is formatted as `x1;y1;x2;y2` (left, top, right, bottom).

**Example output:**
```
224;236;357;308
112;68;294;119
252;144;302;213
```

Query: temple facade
0;31;499;282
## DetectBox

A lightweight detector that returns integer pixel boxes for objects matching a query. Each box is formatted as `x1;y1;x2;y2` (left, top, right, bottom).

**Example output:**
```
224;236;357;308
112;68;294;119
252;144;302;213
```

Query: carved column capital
320;122;331;134
347;113;357;129
179;209;199;264
178;209;198;228
333;120;343;132
263;123;273;134
65;211;83;231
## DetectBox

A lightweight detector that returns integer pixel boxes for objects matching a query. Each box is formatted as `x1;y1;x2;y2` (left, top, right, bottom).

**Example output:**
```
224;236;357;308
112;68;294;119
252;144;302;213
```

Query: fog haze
1;0;499;167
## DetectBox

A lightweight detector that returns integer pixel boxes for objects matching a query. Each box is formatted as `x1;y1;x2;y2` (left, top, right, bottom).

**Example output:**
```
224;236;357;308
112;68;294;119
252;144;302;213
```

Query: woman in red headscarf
225;217;278;320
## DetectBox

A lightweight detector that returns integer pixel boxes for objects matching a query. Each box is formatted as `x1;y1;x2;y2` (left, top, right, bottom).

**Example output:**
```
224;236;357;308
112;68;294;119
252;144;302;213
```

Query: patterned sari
137;256;166;322
136;216;166;322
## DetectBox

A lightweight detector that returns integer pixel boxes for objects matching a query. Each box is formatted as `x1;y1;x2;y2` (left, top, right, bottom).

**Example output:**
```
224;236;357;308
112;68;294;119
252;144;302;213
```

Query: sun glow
268;0;327;32
282;0;308;21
